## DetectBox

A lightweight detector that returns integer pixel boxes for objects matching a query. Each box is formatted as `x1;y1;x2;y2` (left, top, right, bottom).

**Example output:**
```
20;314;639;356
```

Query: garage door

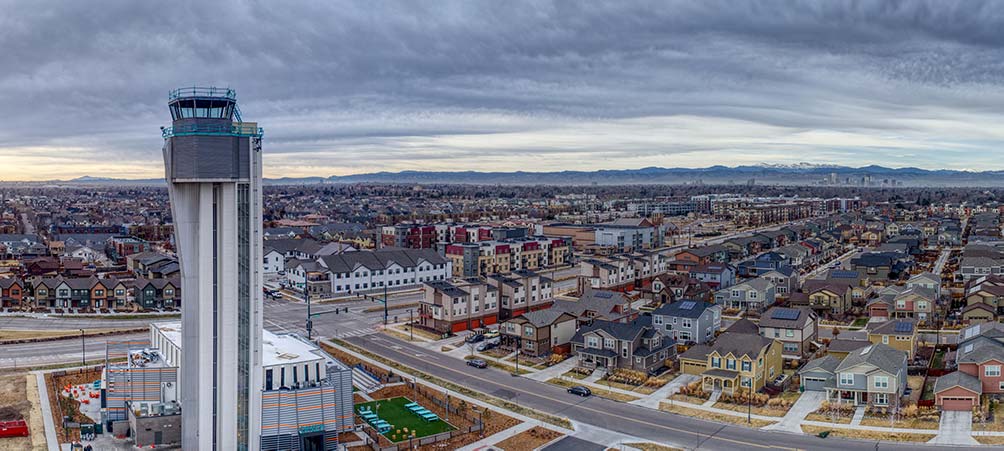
941;397;975;411
681;361;706;375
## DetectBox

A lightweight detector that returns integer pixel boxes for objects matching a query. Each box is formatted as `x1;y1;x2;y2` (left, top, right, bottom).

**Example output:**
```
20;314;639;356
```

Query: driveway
630;373;699;409
762;390;825;433
929;411;978;446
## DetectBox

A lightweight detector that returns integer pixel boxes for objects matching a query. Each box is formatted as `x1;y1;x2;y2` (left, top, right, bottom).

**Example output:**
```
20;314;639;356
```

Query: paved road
0;331;148;369
0;315;165;330
345;333;965;451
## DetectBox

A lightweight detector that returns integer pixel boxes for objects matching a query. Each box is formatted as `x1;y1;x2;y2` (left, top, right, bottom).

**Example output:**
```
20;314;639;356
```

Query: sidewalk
659;398;779;423
458;421;536;451
629;374;699;408
761;390;824;433
525;357;577;382
35;371;60;451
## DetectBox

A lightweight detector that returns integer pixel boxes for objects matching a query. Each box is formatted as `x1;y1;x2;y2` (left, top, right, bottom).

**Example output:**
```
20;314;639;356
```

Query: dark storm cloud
2;0;1004;179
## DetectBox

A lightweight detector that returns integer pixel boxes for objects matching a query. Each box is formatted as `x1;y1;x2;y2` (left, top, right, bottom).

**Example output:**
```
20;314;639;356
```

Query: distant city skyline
4;1;1004;180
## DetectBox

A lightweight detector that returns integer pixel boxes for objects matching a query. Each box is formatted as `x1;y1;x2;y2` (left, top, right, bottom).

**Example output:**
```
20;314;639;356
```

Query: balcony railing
169;86;236;101
163;122;263;138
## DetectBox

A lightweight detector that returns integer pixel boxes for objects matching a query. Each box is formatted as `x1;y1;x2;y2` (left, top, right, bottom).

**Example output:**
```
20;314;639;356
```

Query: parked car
465;333;485;344
476;338;500;352
567;386;591;397
467;359;488;369
484;329;500;339
647;366;669;377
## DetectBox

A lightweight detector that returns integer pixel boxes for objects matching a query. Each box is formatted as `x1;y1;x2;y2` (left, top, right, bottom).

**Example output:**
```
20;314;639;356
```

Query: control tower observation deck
162;86;263;182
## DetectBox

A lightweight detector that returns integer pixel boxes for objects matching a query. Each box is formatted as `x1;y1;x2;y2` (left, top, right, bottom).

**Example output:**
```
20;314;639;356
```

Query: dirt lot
494;426;562;451
0;373;46;450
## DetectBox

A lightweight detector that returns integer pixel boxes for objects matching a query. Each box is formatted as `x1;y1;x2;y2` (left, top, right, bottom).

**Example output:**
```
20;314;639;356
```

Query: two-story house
0;278;24;309
761;266;798;300
933;322;1004;411
678;331;783;394
132;278;181;310
866;319;917;360
570;318;676;373
714;278;775;313
500;309;577;357
802;343;907;407
648;273;713;304
758;306;818;362
795;281;853;316
651;300;722;344
552;288;636;325
689;264;736;290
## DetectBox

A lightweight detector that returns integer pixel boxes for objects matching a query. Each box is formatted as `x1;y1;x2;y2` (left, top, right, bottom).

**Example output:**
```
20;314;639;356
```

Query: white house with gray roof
714;278;775;312
806;343;907;407
651;300;721;344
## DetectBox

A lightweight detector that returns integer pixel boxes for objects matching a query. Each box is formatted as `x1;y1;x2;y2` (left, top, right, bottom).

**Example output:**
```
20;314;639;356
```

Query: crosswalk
333;327;378;339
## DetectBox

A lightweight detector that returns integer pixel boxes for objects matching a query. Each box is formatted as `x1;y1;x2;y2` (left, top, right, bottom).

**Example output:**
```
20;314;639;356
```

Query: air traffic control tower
162;87;264;451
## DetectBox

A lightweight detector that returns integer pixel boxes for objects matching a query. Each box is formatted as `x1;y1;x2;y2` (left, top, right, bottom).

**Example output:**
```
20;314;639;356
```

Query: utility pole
383;284;388;325
79;329;85;365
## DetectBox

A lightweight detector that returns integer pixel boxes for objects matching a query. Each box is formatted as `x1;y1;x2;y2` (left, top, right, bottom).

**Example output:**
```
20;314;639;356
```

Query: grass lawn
800;425;935;442
624;443;683;451
355;397;456;442
659;402;775;428
850;318;869;329
561;370;589;380
931;349;946;368
805;412;853;424
859;415;940;430
975;436;1004;445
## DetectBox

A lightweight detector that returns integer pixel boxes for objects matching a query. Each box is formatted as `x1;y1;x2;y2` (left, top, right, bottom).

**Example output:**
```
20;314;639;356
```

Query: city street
344;333;972;451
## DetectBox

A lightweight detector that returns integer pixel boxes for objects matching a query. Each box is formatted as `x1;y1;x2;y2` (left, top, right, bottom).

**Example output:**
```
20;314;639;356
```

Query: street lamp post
407;309;414;341
79;329;85;365
305;287;312;340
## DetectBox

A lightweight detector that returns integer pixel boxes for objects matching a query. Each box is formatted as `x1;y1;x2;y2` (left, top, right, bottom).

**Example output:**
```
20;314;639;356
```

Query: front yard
974;398;1004;431
712;391;801;418
800;425;935;442
659;401;775;428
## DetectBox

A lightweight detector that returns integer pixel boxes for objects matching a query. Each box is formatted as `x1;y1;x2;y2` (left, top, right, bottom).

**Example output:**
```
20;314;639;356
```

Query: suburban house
961;302;997;324
761;266;798;300
868;285;936;321
866;319;918;360
934;322;1004;411
651;300;722;344
0;278;23;308
570;318;676;373
678;330;783;394
906;272;942;299
714;278;775;312
499;309;578;357
757;306;818;362
552;288;637;325
689;263;736;290
801;343;907;407
675;246;730;265
795;280;853;316
648;273;713;304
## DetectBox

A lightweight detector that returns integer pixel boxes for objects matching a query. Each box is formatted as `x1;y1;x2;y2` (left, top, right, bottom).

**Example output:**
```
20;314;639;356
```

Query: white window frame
874;376;889;389
986;365;1001;377
839;373;854;386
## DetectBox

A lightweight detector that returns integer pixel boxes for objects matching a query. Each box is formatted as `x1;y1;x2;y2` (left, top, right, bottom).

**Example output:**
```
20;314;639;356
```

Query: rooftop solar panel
680;301;696;310
894;321;913;333
594;291;613;299
771;308;800;321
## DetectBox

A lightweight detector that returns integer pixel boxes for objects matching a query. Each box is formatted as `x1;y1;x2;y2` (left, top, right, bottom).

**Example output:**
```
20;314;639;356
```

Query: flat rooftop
153;321;330;368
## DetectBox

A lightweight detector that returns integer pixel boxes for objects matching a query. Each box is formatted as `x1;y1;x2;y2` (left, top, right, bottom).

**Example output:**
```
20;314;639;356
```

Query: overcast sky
2;0;1004;180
